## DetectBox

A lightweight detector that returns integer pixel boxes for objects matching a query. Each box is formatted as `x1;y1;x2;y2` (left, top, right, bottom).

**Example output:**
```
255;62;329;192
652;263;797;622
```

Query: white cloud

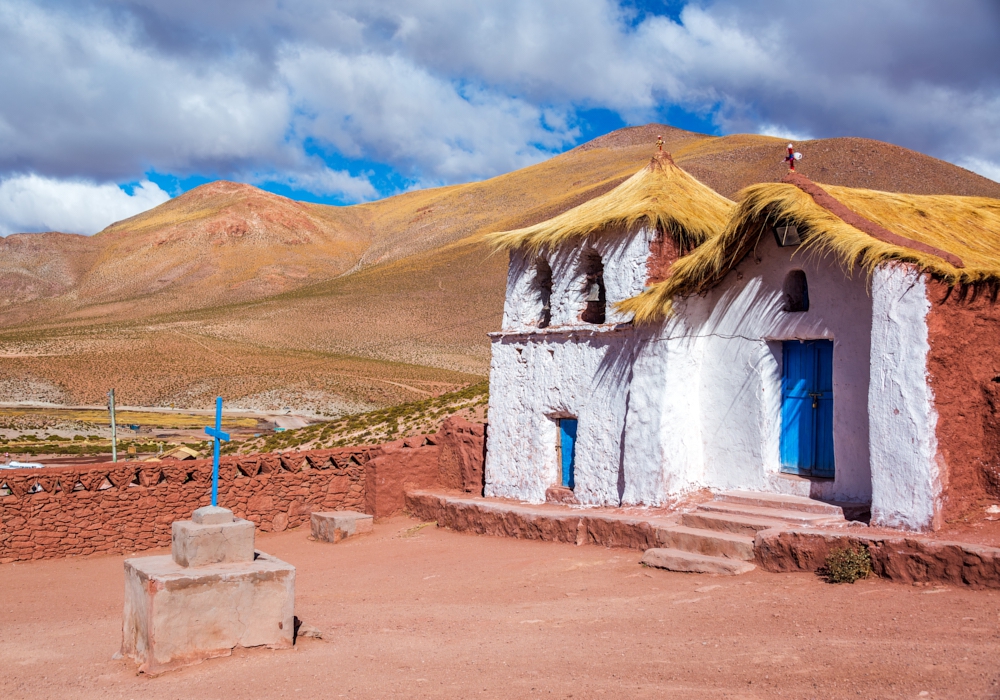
0;0;997;199
959;158;1000;184
257;166;379;202
280;48;577;183
757;124;814;143
0;175;169;235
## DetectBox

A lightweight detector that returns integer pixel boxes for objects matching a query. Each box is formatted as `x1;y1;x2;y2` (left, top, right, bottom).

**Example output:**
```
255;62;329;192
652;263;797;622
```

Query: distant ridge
0;124;998;411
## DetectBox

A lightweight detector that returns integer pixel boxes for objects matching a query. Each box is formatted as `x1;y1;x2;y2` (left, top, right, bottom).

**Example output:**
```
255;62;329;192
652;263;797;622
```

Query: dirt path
1;516;998;699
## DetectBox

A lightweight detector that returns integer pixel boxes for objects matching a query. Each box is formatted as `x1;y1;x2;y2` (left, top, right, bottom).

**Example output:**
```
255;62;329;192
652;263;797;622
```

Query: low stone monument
121;505;295;675
120;398;294;675
311;510;374;543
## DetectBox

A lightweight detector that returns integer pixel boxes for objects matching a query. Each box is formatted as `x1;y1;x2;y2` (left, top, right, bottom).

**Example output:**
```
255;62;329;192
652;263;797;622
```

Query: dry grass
488;153;734;253
229;381;488;454
0;324;478;414
620;180;1000;323
4;125;1000;416
0;407;256;429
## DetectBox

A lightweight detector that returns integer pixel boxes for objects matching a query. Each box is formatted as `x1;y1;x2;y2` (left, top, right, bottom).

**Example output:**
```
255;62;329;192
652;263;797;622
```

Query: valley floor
1;516;998;699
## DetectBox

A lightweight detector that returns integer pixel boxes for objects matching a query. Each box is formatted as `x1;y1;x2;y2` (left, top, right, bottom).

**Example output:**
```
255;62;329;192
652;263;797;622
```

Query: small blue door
780;340;834;478
559;419;578;489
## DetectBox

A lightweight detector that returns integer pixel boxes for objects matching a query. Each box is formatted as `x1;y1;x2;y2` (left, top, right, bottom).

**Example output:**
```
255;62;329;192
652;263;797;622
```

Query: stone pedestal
172;505;255;567
121;506;294;675
311;511;374;543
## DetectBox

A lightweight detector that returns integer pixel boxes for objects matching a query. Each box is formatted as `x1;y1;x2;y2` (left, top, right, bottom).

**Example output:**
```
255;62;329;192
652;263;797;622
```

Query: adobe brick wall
436;416;487;496
0;434;459;563
925;281;1000;523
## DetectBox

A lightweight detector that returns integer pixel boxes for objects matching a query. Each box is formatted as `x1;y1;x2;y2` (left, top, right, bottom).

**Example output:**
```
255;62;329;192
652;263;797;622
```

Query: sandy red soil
1;516;999;699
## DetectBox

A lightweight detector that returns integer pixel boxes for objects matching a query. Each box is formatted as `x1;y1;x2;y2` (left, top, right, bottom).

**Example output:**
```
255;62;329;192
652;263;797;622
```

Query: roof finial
656;135;664;152
784;143;803;172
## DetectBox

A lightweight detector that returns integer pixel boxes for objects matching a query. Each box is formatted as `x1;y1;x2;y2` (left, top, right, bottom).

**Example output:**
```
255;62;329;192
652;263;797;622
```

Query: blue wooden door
780;340;834;478
559;419;578;489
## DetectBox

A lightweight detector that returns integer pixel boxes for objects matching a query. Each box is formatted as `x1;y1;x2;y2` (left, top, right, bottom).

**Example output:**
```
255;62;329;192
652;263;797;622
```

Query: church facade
484;155;1000;531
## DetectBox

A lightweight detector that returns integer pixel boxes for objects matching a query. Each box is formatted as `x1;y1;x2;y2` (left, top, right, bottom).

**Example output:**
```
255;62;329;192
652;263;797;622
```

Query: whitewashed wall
487;224;654;504
661;233;875;504
868;264;940;530
500;224;654;332
490;224;941;525
484;330;636;504
620;326;703;505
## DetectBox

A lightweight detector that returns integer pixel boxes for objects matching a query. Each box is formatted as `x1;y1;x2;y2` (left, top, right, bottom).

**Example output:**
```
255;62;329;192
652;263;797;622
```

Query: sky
1;0;998;235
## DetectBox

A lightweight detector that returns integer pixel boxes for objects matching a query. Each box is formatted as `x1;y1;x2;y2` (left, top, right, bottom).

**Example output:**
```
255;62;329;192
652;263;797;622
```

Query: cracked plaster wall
868;264;940;530
486;225;652;505
667;233;875;504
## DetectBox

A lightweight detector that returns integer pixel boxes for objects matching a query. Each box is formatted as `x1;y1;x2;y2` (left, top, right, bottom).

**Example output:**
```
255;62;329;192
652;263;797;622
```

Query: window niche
580;250;606;324
532;257;553;328
783;269;810;312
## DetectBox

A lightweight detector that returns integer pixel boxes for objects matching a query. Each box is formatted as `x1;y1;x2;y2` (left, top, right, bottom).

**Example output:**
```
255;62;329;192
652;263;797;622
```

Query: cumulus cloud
757;125;814;143
0;175;170;235
256;165;379;201
0;0;997;235
959;158;1000;184
280;48;577;183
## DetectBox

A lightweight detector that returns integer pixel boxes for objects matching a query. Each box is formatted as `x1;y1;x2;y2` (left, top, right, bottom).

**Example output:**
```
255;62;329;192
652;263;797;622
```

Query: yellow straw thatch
619;181;1000;323
487;153;734;252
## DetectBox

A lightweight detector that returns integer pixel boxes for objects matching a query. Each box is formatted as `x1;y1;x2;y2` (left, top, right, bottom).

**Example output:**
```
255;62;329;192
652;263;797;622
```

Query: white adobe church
484;152;1000;531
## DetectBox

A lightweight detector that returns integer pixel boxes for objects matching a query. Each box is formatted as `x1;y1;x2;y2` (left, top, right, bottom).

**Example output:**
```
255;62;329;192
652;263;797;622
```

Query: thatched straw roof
619;175;1000;323
488;152;735;252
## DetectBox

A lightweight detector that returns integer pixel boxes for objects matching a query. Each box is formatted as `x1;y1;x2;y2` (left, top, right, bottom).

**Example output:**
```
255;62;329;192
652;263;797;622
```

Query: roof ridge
782;172;964;269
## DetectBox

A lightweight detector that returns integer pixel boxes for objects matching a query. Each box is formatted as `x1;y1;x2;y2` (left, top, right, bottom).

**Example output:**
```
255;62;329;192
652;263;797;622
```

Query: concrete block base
311;511;374;543
121;552;295;675
172;517;255;568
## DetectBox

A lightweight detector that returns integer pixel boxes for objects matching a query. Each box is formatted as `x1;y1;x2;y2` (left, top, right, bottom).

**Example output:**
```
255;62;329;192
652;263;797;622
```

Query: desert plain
2;516;998;700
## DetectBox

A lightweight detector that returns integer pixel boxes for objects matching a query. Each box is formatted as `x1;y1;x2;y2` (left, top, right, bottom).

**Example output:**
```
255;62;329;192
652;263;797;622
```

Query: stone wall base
755;529;1000;589
121;552;295;675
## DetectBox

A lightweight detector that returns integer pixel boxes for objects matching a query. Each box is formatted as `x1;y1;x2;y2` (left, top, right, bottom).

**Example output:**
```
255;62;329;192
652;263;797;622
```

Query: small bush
825;545;873;584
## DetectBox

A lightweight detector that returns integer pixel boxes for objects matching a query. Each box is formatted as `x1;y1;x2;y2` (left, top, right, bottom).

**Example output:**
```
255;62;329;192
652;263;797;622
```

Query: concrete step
641;547;756;575
656;525;755;561
681;511;789;537
697;501;845;527
715;490;845;517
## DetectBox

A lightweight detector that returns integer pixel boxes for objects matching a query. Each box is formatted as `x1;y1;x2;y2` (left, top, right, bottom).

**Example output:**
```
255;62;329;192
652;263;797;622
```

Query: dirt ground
1;517;998;700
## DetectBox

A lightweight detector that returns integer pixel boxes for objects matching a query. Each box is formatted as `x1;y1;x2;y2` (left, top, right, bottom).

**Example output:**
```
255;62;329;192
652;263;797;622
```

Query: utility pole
108;389;118;463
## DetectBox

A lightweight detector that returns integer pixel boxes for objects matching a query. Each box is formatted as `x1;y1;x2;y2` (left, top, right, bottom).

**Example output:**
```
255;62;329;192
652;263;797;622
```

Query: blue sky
1;0;998;234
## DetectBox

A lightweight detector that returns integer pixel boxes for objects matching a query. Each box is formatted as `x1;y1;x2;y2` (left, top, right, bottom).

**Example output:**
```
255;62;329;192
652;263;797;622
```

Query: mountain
0;231;98;306
1;124;997;412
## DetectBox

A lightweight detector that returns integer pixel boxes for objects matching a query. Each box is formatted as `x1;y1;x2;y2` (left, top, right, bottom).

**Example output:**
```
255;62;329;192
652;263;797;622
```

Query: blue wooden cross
205;396;230;507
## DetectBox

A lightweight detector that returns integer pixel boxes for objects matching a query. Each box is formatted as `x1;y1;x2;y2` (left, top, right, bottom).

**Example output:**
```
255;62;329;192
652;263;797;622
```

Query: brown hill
76;181;372;314
0;232;98;306
1;124;997;412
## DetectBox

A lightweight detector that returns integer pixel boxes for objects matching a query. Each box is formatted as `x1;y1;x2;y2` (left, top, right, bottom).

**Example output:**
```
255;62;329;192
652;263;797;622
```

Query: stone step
681;511;789;537
641;548;756;575
697;501;845;526
656;525;755;561
715;490;845;517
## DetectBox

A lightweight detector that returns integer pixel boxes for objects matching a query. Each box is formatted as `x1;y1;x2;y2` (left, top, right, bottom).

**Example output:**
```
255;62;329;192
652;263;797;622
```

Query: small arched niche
532;257;553;328
783;269;810;312
580;250;606;324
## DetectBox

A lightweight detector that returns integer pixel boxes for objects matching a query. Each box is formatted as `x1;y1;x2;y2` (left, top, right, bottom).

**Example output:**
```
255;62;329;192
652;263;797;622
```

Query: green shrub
825;545;873;584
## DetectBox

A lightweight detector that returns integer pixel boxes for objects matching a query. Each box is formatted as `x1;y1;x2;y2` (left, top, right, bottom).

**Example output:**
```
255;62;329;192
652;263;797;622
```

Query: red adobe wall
925;280;1000;524
0;425;486;564
645;227;683;286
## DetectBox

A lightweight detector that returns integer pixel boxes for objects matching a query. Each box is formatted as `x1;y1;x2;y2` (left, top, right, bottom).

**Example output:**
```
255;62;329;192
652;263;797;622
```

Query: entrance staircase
642;490;847;575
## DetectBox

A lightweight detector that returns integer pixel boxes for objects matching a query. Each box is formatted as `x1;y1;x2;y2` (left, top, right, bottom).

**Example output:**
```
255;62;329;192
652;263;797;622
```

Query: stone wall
0;432;466;564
